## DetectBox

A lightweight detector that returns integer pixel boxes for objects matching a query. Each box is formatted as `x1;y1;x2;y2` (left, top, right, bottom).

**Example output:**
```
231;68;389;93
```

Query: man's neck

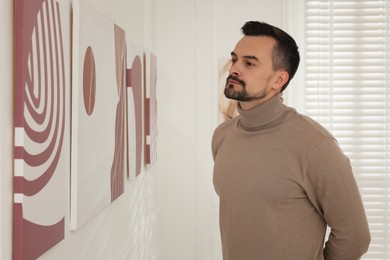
238;93;279;111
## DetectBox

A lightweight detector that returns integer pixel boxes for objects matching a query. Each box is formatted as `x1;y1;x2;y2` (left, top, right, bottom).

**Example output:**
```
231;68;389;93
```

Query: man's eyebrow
230;52;259;61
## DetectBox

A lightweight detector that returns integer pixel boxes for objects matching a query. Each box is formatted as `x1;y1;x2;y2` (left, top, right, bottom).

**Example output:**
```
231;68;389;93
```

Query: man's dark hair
241;21;300;91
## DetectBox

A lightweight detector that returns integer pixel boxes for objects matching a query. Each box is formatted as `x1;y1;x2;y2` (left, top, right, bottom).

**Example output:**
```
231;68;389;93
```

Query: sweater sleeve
305;140;371;260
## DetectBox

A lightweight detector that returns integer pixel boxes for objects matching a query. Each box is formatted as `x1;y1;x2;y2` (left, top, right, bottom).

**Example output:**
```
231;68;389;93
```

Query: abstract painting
144;52;158;166
126;45;144;179
70;0;126;230
14;0;69;258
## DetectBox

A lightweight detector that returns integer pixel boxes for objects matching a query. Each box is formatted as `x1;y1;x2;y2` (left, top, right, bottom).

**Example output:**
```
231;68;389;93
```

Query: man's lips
227;79;241;85
226;75;245;86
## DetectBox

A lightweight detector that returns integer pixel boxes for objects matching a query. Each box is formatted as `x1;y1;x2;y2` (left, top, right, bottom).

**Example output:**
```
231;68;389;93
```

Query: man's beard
224;75;267;101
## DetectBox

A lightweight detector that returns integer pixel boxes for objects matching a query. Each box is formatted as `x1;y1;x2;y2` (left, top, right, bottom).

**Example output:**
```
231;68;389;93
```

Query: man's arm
305;140;371;260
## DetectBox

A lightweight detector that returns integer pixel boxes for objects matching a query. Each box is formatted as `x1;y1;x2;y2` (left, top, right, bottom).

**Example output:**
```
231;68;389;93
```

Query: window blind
304;0;390;258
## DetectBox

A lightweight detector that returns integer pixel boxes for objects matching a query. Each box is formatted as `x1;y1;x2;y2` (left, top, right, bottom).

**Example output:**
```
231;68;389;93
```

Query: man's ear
273;71;289;91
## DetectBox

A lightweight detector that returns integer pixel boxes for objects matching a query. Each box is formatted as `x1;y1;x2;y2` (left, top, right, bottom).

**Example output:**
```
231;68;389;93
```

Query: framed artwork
126;44;144;179
70;0;126;230
13;0;69;258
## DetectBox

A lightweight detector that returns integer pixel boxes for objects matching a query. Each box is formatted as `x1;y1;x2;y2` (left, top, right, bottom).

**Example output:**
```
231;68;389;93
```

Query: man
212;21;371;260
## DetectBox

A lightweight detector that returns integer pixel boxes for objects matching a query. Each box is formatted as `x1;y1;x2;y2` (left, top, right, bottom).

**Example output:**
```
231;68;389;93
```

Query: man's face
225;36;283;109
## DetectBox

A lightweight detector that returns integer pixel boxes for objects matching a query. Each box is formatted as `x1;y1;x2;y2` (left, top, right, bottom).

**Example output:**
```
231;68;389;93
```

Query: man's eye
231;59;237;64
246;61;253;66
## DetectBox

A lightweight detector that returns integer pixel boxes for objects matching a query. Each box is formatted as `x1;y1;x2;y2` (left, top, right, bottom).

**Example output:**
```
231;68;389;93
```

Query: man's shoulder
288;110;336;142
212;116;239;147
213;116;238;134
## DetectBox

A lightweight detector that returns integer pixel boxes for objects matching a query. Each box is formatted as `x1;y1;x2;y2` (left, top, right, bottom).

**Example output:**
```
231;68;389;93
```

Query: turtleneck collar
237;94;287;129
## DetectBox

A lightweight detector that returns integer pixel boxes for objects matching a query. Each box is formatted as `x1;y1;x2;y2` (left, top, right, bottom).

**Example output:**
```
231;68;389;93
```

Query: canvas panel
13;0;69;258
70;0;126;230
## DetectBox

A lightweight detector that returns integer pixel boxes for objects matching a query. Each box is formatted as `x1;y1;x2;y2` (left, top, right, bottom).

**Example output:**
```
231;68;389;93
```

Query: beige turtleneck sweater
212;94;370;260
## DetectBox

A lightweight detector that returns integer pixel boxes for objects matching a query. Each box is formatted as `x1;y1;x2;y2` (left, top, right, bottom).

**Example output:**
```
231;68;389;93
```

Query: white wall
155;0;197;257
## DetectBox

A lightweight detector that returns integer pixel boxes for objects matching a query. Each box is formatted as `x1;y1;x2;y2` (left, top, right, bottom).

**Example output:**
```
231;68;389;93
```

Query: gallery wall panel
70;0;126;230
14;0;69;258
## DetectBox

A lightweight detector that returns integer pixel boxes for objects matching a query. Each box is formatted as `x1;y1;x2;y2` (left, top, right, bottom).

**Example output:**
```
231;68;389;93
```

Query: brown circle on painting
83;46;96;116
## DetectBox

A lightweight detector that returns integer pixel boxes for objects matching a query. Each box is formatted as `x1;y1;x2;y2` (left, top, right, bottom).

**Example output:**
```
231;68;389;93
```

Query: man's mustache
226;75;246;87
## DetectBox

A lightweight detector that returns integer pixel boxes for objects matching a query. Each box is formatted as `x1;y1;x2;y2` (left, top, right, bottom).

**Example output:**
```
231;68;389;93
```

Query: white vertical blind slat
305;0;390;258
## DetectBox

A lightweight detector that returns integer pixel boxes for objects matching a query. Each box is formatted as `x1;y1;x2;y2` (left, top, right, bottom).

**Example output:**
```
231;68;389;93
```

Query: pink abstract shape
82;46;96;116
145;53;158;165
110;24;126;201
144;97;151;164
126;55;143;176
13;204;65;260
14;0;66;258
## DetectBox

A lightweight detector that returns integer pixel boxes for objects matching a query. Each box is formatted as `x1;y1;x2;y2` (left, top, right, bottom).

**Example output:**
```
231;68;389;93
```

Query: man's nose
229;63;240;76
